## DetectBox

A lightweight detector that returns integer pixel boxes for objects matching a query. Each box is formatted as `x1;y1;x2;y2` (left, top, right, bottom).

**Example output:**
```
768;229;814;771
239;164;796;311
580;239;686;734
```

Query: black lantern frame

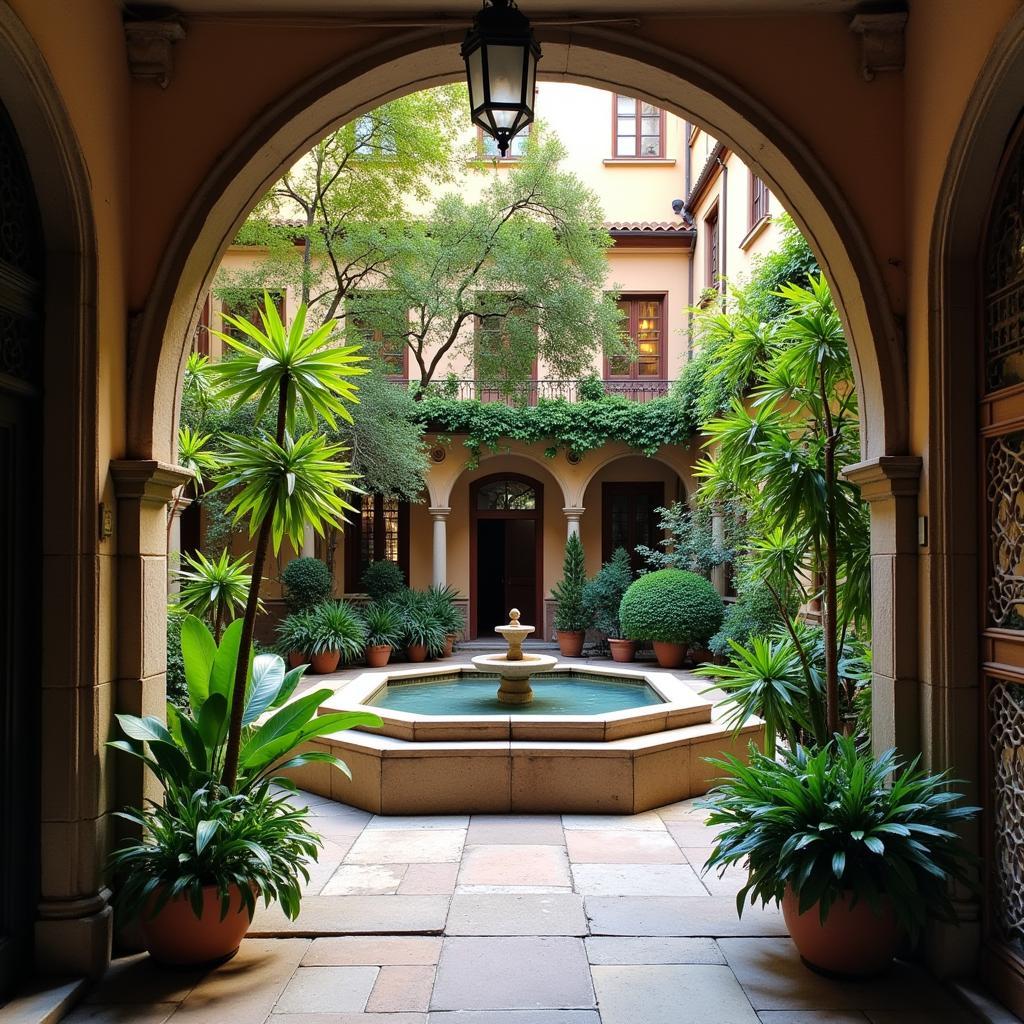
462;0;541;157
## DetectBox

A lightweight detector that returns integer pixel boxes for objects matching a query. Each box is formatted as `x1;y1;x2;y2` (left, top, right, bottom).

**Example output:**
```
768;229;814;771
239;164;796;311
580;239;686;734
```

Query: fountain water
469;608;558;704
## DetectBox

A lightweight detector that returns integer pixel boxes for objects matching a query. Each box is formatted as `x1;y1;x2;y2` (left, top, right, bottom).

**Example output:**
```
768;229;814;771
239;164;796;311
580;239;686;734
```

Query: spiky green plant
309;601;368;662
173;548;259;642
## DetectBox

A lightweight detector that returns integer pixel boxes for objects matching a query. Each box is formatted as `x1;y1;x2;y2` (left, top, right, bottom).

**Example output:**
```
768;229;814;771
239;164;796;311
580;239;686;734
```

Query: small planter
310;650;341;674
141;884;253;967
608;638;636;663
287;650;308;669
365;644;392;669
556;629;585;657
781;888;901;978
441;633;458;658
652;640;686;669
407;643;429;663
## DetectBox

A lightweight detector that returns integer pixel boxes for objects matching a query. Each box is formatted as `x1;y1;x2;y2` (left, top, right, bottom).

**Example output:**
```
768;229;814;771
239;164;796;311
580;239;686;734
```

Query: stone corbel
110;459;193;506
124;19;185;88
843;454;921;500
849;10;908;81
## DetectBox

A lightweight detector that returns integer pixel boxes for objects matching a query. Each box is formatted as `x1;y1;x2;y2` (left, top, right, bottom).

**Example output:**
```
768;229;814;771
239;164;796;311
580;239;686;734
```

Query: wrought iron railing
419;378;675;404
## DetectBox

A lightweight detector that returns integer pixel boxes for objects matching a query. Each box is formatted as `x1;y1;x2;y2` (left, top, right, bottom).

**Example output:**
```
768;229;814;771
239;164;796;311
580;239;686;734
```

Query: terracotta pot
310;649;341;674
608;638;637;663
407;642;429;662
652;640;686;669
781;887;901;977
556;629;585;657
365;644;392;668
441;633;457;658
140;883;254;966
287;650;307;669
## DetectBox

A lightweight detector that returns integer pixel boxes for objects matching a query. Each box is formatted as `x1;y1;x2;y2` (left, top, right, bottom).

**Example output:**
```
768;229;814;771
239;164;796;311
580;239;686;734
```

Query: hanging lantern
462;0;541;157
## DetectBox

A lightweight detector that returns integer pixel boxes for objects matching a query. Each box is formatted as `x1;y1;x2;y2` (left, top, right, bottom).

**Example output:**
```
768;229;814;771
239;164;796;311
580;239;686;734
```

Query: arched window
475;477;537;511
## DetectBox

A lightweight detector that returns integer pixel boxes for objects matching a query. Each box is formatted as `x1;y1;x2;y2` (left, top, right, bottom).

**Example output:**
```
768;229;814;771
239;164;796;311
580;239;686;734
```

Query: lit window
608;295;664;379
614;95;665;158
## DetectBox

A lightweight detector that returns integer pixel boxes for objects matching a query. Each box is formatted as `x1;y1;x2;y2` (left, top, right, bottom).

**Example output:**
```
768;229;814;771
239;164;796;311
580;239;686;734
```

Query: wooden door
504;519;537;620
602;482;664;574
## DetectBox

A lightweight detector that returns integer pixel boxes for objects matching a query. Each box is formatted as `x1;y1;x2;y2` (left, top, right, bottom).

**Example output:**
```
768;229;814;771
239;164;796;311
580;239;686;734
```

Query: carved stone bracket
124;19;185;88
843;454;921;500
849;10;908;81
110;459;193;505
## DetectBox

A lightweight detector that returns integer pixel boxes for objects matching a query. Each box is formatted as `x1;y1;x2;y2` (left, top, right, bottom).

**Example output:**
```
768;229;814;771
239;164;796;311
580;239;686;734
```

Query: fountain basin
470;652;559;704
279;662;764;815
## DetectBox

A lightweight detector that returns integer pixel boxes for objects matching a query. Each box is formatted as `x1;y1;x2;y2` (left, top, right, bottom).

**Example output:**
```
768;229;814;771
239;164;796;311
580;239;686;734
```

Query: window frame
604;293;668;382
344;493;410;593
601;481;666;575
345;293;409;381
705;203;721;294
473;295;538;404
749;172;770;230
611;94;666;160
476;124;530;160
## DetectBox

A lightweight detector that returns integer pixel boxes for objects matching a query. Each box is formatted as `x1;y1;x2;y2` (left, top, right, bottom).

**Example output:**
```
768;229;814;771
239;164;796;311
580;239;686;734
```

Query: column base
35;893;112;980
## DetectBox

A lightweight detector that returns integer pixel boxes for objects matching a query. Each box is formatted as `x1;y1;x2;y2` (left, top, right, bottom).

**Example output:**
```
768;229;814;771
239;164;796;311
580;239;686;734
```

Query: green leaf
196;819;221;855
210;618;245;703
181;614;217;714
243;654;287;727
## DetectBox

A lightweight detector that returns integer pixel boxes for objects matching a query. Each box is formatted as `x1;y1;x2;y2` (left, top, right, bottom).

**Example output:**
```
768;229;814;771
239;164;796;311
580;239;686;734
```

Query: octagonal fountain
287;609;764;816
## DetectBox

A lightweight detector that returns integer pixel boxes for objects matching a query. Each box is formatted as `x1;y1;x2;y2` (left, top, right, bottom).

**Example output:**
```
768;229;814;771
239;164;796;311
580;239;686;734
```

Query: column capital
843;455;921;502
111;459;193;505
429;505;452;520
562;506;586;519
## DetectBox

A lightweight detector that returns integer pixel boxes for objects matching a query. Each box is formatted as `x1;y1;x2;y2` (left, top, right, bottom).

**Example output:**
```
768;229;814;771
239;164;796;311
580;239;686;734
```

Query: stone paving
68;792;981;1024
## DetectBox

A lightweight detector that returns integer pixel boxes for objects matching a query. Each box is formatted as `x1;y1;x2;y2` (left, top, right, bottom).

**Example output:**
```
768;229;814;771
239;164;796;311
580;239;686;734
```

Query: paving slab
467;815;566;845
592;963;760;1023
366;965;436;1012
365;815;470;830
271;1015;426;1023
585;936;726;965
428;1014;600;1023
654;800;706;821
571;862;706;897
82;954;204;1005
459;844;572;887
865;1013;978;1023
346;829;466;864
563;811;667;831
666;819;726;847
275;966;379;1013
431;936;594;1010
718;939;963;1012
586;896;788;937
445;893;588;936
757;1014;869;1023
321;863;407;896
302;937;442;966
566;830;685;864
399;863;460;895
252;895;451;935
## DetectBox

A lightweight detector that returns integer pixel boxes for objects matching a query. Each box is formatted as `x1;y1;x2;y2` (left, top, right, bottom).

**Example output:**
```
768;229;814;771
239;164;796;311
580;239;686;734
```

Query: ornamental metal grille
989;678;1024;947
988;433;1024;628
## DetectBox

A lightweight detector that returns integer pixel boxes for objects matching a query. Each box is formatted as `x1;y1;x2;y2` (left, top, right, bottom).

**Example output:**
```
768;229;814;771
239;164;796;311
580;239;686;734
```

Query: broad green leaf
181;614;217;714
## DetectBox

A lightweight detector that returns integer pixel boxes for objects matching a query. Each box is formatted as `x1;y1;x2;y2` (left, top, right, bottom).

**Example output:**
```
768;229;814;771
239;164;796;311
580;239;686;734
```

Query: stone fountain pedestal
470;608;557;705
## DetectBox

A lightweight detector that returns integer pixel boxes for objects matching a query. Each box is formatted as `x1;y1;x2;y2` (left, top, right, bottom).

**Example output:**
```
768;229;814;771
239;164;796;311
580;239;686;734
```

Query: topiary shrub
281;557;333;613
552;532;589;632
618;569;724;647
361;559;407;602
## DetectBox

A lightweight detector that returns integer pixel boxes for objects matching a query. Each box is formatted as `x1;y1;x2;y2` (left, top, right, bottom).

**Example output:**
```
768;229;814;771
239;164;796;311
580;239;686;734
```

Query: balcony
421;378;675;404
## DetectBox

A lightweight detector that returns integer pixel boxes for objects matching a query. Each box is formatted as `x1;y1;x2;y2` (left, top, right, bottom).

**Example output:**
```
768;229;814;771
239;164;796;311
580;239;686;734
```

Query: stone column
563;506;585;539
710;511;727;596
843;455;922;758
301;522;315;559
166;494;191;595
430;507;451;587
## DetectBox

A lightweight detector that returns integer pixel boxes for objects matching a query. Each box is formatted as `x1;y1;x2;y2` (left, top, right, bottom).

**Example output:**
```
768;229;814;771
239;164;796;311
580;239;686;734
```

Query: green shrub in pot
618;568;723;646
274;609;318;665
582;547;633;642
394;591;447;659
361;601;403;649
281;556;333;613
360;559;406;602
307;600;368;671
700;736;979;976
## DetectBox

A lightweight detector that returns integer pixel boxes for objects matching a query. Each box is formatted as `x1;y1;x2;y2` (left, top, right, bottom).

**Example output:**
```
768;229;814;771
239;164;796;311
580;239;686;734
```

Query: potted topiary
425;583;466;657
274;609;317;668
360;559;406;603
109;615;381;965
308;600;368;673
701;736;978;978
618;568;723;668
361;601;402;668
582;547;634;662
552;532;590;657
281;556;333;614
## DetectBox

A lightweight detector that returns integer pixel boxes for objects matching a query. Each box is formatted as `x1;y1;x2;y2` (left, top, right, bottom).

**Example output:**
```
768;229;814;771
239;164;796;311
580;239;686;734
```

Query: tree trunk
820;366;841;738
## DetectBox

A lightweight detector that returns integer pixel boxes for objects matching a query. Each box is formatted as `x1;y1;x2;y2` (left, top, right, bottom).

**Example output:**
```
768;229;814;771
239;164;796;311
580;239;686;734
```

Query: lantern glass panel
485;43;526;108
466;46;485;114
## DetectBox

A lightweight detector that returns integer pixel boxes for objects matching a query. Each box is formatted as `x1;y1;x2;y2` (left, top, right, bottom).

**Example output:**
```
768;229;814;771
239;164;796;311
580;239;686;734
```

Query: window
345;493;409;591
479;125;529;159
602;482;665;575
613;95;665;158
346;295;408;380
220;291;285;342
705;205;720;293
354;113;397;156
607;295;665;380
750;173;770;229
474;296;538;404
476;477;537;511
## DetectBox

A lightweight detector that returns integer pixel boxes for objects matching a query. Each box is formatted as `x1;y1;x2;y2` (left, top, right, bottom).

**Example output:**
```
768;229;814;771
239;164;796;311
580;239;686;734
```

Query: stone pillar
301;522;315;559
166;494;191;595
430;507;451;588
563;506;585;539
843;455;922;758
710;511;727;596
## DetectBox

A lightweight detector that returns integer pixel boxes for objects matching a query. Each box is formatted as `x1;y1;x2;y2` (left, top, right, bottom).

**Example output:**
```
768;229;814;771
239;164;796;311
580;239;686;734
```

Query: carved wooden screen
981;117;1024;1003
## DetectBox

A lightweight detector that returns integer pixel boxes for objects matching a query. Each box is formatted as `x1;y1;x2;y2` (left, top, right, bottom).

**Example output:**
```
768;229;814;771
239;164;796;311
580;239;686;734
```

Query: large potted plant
398;592;447;663
425;583;465;657
582;547;634;662
552;532;589;657
701;736;978;977
361;601;402;668
275;609;317;669
308;600;368;673
110;615;381;965
618;568;723;668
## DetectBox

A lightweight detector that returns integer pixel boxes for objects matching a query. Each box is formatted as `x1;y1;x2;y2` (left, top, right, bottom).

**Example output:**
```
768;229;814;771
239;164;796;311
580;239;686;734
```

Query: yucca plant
167;425;220;544
424;583;465;638
700;736;978;940
309;601;368;662
361;601;402;649
173;548;258;641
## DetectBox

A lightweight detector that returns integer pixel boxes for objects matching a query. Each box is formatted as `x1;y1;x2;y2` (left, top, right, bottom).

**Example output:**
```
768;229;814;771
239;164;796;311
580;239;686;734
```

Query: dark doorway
602;481;666;575
470;474;543;637
0;100;43;998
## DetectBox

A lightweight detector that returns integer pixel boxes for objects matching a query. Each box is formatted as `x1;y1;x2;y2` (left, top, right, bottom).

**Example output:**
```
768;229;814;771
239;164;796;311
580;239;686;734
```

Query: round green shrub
281;557;333;613
618;569;724;647
361;559;406;602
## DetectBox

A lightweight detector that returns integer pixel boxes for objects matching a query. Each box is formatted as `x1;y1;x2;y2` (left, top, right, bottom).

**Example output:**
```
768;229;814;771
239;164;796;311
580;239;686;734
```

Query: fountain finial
508;608;521;625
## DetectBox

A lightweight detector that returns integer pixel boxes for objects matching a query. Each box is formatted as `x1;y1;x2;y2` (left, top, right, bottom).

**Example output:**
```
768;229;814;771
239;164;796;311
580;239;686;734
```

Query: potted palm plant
552;532;589;657
362;601;402;668
581;547;634;662
110;615;381;964
701;736;978;977
308;600;368;673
